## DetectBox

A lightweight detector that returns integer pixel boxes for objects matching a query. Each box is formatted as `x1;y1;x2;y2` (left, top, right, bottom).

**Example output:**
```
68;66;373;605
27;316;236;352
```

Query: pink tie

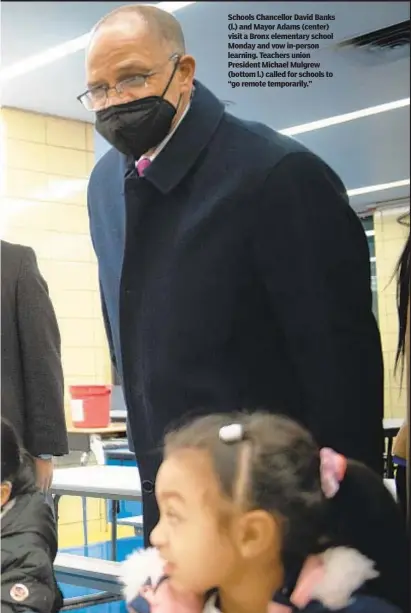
136;157;151;177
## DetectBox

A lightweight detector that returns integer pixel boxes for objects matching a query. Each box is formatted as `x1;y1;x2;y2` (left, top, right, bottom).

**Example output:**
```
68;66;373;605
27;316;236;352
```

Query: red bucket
69;385;112;429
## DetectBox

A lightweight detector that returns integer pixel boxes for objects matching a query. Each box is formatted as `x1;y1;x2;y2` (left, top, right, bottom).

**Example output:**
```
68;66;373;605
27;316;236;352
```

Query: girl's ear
235;510;280;560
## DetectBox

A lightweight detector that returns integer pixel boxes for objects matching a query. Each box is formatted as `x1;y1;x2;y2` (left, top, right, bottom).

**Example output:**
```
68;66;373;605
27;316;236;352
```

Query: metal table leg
80;452;90;551
81;498;89;553
111;500;118;561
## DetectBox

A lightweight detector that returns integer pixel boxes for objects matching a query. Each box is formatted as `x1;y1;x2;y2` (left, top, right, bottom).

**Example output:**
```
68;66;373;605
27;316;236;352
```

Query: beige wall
374;205;409;418
0;107;111;426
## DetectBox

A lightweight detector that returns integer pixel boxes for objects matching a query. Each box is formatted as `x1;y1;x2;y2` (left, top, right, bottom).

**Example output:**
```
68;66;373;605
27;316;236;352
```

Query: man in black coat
84;5;384;544
1;240;68;489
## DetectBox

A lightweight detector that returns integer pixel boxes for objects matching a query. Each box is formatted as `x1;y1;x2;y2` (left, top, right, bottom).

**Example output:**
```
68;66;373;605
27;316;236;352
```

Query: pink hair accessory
319;448;347;499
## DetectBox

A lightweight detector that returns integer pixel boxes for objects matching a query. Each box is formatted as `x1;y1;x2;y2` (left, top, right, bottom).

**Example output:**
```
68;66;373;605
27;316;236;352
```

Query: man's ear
234;510;279;560
178;55;196;92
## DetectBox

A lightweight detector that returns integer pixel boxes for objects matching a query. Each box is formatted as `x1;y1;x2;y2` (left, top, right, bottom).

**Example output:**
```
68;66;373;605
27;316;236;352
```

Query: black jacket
1;240;68;456
88;80;384;473
1;462;63;613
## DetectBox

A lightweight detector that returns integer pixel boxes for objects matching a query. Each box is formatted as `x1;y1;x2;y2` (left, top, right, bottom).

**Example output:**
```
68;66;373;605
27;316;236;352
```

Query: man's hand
34;457;54;491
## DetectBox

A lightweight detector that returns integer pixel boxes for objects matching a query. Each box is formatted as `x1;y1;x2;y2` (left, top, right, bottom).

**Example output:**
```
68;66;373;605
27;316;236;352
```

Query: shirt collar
122;80;225;195
137;91;193;165
204;593;219;612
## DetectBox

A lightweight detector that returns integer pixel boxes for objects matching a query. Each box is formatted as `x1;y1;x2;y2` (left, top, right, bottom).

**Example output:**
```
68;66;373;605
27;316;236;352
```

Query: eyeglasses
78;53;180;111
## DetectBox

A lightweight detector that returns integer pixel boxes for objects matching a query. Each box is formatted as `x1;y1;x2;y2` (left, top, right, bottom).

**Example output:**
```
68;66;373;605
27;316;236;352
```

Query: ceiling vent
335;20;410;66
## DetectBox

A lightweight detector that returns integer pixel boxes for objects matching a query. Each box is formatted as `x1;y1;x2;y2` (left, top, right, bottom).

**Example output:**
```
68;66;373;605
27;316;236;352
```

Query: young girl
1;418;63;613
121;412;408;613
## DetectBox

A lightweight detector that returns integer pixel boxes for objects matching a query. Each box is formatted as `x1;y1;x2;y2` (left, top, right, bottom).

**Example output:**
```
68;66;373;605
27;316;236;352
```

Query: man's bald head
84;3;195;134
91;4;186;56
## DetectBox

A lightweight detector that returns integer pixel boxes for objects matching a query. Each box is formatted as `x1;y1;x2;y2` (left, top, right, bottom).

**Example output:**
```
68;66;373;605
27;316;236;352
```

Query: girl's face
150;448;239;594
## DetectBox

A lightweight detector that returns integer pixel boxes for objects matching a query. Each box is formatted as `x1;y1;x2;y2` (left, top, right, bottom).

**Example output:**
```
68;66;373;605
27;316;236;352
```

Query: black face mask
95;61;180;159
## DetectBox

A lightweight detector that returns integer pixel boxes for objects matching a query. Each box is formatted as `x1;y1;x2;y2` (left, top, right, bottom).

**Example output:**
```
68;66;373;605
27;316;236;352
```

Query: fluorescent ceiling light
154;2;195;11
0;34;91;82
0;2;195;83
347;179;410;197
280;98;410;136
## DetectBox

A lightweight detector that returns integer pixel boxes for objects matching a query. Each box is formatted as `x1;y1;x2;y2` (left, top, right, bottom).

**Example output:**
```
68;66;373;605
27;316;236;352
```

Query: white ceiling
1;1;410;212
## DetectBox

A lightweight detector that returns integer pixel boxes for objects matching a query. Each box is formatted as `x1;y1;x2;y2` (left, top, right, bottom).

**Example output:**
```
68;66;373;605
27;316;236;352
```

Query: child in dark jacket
120;412;408;613
1;418;63;613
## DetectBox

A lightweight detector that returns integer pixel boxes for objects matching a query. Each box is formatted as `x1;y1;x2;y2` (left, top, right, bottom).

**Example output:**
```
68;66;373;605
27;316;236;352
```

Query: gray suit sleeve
16;247;68;456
